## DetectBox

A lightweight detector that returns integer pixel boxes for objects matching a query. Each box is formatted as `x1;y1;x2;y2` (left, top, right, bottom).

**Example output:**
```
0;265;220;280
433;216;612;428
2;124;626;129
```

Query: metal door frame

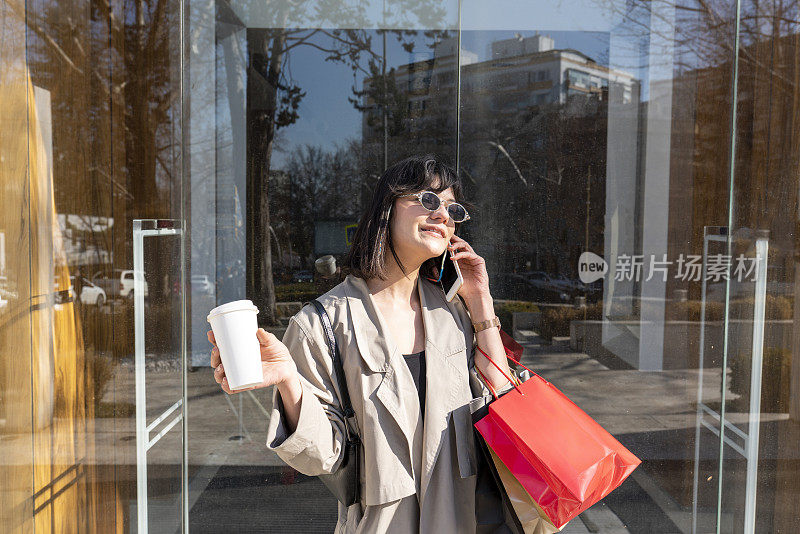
692;226;768;534
133;218;187;533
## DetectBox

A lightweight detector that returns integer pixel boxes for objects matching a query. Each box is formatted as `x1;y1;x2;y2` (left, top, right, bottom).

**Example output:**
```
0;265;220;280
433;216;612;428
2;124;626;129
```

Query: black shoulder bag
309;299;361;507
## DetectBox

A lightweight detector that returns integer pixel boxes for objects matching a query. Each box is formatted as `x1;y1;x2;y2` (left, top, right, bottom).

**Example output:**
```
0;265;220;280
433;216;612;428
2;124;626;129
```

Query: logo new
578;252;607;284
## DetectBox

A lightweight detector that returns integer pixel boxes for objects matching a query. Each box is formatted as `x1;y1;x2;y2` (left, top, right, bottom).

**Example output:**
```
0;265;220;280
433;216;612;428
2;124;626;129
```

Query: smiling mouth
420;228;444;238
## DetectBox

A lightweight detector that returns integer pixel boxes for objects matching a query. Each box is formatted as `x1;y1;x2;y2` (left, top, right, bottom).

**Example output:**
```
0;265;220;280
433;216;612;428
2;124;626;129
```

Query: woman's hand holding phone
447;236;513;391
447;235;491;303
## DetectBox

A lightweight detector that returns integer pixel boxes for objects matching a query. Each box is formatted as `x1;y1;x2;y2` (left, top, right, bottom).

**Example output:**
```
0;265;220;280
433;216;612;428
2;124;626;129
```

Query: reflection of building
359;35;637;284
471;34;636;108
360;34;637;137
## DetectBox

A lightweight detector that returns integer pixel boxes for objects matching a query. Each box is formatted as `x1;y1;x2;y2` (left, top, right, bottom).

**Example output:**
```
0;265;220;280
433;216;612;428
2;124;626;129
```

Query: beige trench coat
266;273;511;533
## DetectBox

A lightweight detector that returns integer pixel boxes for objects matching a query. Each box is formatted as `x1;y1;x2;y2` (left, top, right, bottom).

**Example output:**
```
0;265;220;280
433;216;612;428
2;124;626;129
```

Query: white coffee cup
207;300;263;390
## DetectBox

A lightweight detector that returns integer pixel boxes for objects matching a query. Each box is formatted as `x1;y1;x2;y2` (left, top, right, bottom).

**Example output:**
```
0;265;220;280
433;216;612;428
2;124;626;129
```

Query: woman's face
389;186;456;265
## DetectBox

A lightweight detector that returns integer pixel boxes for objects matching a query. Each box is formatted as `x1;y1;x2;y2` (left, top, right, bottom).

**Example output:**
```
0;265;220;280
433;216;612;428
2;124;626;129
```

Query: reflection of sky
461;0;616;32
231;0;617;32
272;26;612;170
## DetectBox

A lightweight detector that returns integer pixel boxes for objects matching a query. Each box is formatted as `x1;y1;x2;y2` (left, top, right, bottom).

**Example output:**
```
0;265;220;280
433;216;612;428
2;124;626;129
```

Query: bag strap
475;342;547;399
310;299;359;439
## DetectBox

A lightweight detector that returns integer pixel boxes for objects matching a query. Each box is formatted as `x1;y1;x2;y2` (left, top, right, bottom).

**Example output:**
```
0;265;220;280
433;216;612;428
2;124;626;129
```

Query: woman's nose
431;201;449;221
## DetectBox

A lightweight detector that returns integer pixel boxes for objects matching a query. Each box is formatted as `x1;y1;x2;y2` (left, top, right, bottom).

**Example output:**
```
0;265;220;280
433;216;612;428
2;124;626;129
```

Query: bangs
388;156;467;204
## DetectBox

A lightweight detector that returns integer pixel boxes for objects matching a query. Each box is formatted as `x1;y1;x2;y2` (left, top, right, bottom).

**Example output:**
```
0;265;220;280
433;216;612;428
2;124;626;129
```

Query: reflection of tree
594;0;800;270
270;142;362;272
245;2;451;325
465;95;607;278
354;35;459;202
17;0;180;269
594;0;800;81
350;59;411;138
592;0;739;72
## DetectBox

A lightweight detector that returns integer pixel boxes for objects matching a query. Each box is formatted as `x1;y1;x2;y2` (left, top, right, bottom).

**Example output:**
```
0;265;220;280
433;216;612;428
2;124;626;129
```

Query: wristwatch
472;316;500;333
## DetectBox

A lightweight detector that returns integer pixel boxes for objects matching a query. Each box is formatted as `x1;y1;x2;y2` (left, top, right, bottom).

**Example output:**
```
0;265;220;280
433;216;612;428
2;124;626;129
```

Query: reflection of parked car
524;271;556;291
522;271;571;303
69;276;107;306
191;274;214;294
550;273;578;294
292;270;314;283
92;269;148;299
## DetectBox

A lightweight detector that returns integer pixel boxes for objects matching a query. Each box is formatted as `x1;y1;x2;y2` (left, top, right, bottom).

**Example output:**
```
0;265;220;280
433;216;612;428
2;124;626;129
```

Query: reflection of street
517;329;796;533
91;340;675;531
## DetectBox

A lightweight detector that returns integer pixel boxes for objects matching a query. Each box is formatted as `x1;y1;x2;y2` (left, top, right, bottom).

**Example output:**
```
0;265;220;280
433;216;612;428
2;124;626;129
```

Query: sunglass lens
447;203;467;222
420;191;440;211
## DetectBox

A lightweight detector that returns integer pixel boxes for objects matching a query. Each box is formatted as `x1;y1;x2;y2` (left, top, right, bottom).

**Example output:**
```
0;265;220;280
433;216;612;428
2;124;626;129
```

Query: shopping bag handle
476;366;499;398
475;342;544;399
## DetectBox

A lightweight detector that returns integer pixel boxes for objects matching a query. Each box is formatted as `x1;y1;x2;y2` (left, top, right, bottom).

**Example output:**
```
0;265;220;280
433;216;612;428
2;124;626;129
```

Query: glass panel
0;0;185;531
719;1;800;531
459;0;738;532
185;0;458;530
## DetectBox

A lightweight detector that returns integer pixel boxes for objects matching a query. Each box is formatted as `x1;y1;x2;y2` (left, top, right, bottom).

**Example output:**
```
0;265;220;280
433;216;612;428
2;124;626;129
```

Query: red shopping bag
499;328;523;363
473;347;641;528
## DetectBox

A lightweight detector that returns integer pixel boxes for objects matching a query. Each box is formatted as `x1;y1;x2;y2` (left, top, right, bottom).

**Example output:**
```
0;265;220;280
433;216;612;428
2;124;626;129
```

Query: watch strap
472;316;500;333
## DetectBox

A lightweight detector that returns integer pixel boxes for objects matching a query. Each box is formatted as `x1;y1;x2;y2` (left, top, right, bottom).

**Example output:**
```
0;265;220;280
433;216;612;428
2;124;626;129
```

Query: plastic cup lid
207;299;259;322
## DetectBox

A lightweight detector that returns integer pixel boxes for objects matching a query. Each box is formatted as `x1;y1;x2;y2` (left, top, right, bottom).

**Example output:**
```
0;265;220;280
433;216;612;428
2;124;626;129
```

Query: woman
208;154;516;533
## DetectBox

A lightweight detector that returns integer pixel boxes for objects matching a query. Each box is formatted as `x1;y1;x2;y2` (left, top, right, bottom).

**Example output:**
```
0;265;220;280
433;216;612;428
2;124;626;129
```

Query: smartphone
435;247;463;302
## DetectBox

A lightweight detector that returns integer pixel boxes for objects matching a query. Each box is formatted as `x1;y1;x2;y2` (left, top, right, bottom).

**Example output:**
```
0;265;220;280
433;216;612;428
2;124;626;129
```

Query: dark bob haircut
342;154;475;281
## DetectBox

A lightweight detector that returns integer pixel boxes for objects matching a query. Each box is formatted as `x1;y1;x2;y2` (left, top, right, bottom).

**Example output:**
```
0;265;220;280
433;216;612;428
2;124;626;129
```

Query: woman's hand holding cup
208;328;297;395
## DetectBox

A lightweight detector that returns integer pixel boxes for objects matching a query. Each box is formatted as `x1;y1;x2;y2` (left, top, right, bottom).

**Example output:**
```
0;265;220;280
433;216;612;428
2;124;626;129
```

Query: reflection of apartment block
486;34;636;106
360;34;637;136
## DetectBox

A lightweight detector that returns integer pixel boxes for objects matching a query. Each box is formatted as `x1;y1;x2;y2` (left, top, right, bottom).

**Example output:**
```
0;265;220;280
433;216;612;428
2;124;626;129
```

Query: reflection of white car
70;276;107;306
92;269;148;299
191;274;214;295
119;269;145;298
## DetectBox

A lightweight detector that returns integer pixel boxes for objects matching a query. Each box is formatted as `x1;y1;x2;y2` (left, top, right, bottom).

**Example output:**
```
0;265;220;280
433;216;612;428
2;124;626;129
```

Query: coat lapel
417;276;469;504
342;273;469;504
343;274;418;463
